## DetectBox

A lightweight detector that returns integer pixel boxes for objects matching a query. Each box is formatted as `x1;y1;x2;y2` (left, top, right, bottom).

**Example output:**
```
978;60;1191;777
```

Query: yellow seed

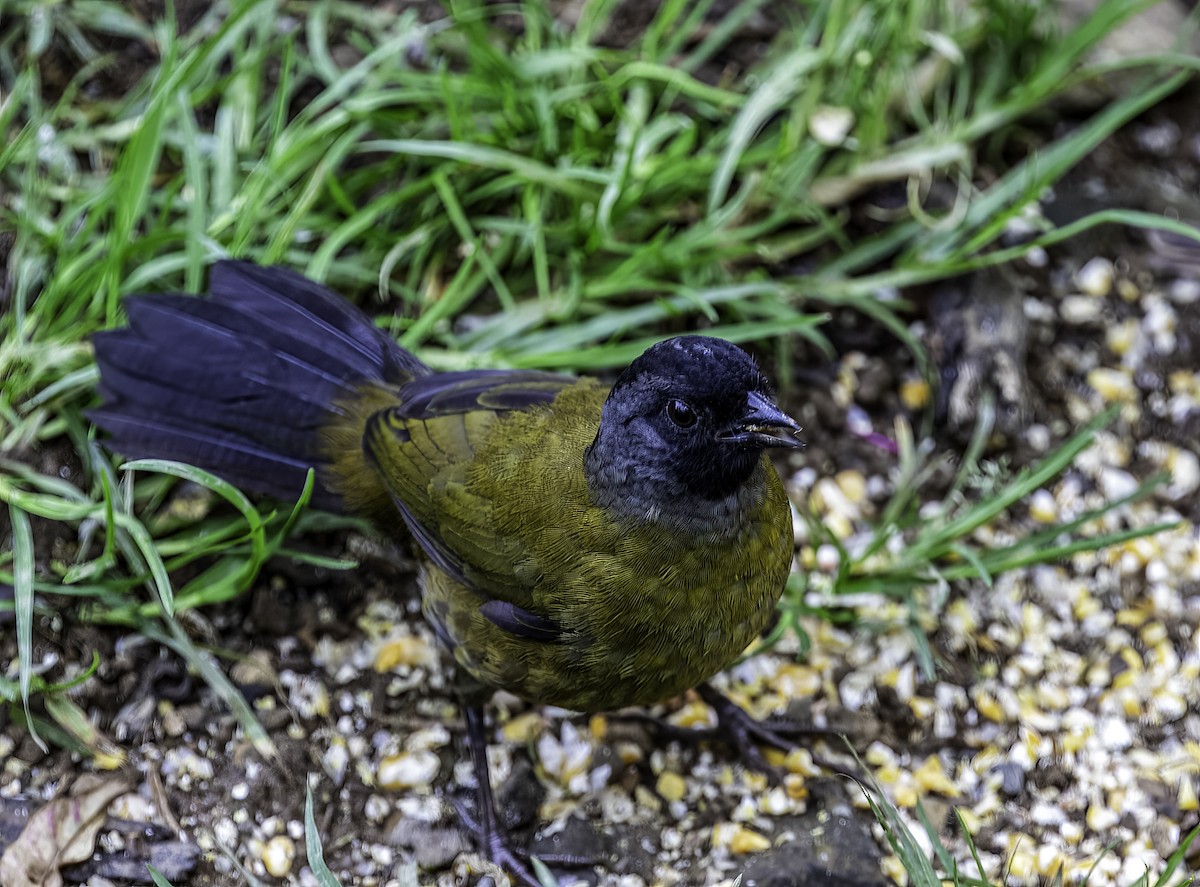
1075;257;1114;296
501;711;545;744
974;690;1004;723
882;854;910;887
729;824;772;854
893;779;918;808
1116;278;1140;301
784;748;818;777
1074;593;1101;620
784;773;808;800
1028;489;1058;523
1105;319;1139;356
669;699;714;729
762;747;788;769
657;771;687;803
373;636;436;672
1087;367;1136;403
1115;607;1147;627
900;377;930;410
93;750;127;770
913;755;960;797
775;664;822;699
1086;803;1119;832
635;784;661;812
377;750;440;790
908;696;935;719
835;469;868;504
1061;730;1089;754
1179;775;1198;811
874;762;901;785
957;808;981;832
742;770;769;793
262;835;296;878
615;741;643;766
1140;622;1168;646
1007;845;1036;879
589;714;608;741
1115;687;1142;718
1118;646;1144;673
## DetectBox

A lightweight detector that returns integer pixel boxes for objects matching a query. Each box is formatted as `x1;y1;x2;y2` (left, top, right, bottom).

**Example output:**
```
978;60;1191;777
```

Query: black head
585;336;801;507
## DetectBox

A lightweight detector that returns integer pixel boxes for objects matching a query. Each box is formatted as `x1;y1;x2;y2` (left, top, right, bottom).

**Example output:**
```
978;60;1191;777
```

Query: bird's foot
632;682;858;783
451;799;536;885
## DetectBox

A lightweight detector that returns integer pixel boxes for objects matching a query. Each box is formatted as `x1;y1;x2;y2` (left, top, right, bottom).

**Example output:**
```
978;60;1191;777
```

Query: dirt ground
3;3;1200;886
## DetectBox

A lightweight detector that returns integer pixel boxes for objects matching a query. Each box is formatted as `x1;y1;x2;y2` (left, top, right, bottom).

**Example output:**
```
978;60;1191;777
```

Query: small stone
1098;717;1133;751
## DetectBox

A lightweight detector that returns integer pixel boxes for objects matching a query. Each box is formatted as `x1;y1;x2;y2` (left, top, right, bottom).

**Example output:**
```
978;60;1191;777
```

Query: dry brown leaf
0;774;132;887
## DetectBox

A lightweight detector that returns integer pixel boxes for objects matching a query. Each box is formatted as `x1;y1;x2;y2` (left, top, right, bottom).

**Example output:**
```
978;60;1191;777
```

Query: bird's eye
666;399;697;428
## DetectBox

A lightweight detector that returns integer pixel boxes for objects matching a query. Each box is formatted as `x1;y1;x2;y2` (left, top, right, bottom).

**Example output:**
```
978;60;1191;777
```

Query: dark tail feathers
90;260;426;511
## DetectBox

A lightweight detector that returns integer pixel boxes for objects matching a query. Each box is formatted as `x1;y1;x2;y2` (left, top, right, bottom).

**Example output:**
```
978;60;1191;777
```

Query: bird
90;260;804;883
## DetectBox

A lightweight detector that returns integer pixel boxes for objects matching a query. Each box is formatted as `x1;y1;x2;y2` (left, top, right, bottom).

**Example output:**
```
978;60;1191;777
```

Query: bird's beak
718;391;804;449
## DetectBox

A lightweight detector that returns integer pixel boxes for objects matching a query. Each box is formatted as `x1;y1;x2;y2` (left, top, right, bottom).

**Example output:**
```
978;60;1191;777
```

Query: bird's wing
361;369;602;640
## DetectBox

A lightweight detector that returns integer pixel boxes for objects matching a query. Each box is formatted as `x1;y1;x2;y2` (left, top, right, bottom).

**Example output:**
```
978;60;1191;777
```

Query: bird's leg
461;703;542;886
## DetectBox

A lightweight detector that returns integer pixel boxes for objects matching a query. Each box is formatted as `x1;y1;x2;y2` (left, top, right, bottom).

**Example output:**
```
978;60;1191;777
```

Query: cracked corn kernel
835;469;867;504
727;824;772;854
973;689;1005;722
501;711;544;744
262;835;296;878
1076;257;1114;296
882;854;909;886
783;748;819;777
1105;318;1139;356
784;773;808;801
775;663;822;698
656;771;687;803
1087;803;1119;831
900;377;930;409
1179;775;1198;811
378;750;440;790
1087;367;1136;402
913;755;960;797
373;636;436;672
588;714;608;741
1028;489;1058;523
669;700;714;728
